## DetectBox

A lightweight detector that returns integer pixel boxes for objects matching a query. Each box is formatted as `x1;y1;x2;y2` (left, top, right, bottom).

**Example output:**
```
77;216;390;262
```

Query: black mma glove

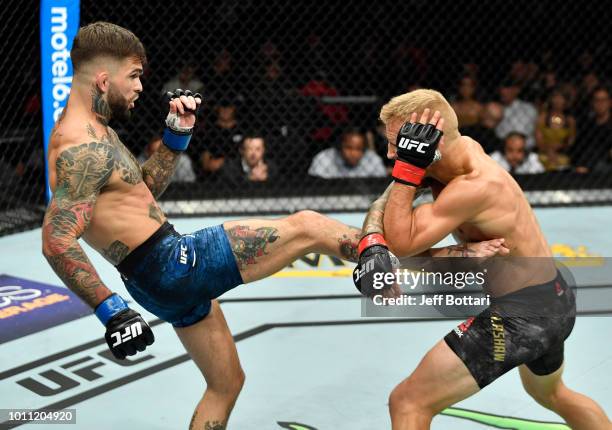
392;122;443;187
162;89;202;151
352;233;399;298
95;294;154;360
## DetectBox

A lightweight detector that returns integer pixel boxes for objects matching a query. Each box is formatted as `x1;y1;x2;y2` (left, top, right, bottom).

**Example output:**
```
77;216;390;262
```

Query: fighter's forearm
411;244;473;258
44;241;112;308
361;182;394;239
383;184;418;255
42;202;111;308
434;243;479;257
141;144;180;198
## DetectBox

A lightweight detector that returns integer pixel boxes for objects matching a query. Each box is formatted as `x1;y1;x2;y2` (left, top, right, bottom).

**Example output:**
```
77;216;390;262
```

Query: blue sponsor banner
0;275;91;344
40;0;80;202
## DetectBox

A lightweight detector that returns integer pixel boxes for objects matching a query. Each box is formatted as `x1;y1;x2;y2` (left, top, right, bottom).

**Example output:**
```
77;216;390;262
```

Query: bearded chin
107;87;131;122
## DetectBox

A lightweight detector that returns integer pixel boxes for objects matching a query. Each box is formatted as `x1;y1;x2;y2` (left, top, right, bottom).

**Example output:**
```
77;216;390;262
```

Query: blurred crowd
143;47;612;186
4;43;611;191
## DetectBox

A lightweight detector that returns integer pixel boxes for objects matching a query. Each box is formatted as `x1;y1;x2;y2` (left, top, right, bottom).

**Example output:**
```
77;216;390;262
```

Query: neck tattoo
91;87;111;126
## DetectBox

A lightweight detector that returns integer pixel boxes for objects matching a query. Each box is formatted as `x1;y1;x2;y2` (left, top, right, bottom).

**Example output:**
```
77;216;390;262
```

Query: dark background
1;1;611;235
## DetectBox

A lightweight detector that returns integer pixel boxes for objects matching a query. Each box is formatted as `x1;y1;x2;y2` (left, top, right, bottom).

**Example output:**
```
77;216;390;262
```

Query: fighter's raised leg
222;210;361;283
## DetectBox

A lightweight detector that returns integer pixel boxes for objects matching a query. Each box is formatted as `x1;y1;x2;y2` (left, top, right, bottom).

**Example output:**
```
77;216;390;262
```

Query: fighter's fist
162;88;202;151
166;88;202;129
105;309;154;360
353;233;401;299
95;293;155;360
392;109;444;187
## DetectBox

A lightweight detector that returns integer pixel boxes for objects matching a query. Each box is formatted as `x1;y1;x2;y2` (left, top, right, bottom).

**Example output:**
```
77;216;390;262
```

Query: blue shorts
116;222;243;327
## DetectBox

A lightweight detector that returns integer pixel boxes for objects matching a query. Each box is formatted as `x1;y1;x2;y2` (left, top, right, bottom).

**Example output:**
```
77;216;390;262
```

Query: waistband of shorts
116;221;179;277
493;270;569;302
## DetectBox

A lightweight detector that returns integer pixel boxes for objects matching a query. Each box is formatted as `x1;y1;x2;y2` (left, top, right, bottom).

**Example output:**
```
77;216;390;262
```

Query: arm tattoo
225;225;279;270
42;142;116;308
337;229;361;262
141;144;181;198
361;182;394;238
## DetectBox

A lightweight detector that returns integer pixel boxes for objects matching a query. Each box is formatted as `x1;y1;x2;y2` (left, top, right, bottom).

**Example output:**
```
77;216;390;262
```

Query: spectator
490;132;545;174
221;133;277;183
460;102;504;154
451;75;483;128
248;59;314;175
138;135;196;183
368;122;395;172
299;70;349;142
495;79;538;150
207;48;240;103
559;81;578;114
509;59;528;86
308;129;387;178
161;63;203;95
251;60;294;132
520;61;542;103
536;89;575;171
575;71;601;123
191;99;244;179
572;86;612;173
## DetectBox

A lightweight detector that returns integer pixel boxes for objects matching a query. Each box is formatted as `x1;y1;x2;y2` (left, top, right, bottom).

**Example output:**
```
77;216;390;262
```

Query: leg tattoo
225;225;279;270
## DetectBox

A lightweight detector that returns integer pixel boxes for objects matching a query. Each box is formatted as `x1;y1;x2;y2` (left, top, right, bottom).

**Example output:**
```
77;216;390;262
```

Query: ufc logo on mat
110;322;143;347
398;137;429;153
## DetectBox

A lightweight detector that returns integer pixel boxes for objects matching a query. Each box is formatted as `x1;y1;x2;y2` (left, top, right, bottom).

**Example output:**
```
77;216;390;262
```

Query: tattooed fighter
42;23;508;430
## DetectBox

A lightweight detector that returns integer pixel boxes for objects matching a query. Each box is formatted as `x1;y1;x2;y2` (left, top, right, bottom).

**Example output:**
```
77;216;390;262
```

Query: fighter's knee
208;367;245;399
389;383;430;417
288;210;323;238
230;367;246;395
291;210;321;226
523;382;559;410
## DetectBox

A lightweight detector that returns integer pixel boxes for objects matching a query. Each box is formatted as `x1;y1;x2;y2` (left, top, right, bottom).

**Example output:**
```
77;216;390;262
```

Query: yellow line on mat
272;269;353;278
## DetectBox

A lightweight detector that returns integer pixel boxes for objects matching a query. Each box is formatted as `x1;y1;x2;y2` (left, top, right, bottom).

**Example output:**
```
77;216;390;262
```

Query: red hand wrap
392;160;426;186
358;233;387;255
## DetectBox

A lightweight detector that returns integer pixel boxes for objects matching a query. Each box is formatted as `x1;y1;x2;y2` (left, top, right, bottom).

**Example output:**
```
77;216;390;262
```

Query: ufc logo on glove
392;122;443;187
110;321;143;347
397;137;430;154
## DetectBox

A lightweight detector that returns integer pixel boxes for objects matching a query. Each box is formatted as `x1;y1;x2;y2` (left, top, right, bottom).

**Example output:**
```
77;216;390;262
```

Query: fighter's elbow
42;234;74;258
385;235;413;258
42;238;59;259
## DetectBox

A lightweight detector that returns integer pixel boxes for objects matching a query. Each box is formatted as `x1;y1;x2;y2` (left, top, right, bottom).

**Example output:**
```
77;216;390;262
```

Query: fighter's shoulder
443;172;501;208
53;121;116;157
52;129;118;185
